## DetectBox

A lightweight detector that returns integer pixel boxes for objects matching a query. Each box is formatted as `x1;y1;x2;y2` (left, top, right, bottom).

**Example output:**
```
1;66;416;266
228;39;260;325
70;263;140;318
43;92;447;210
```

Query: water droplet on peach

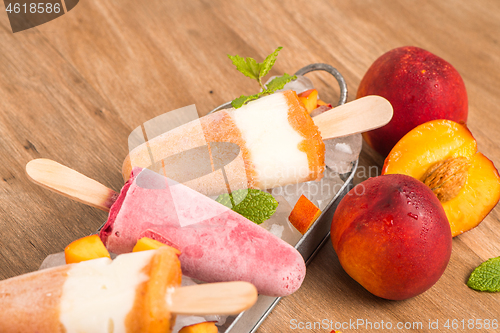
408;213;418;220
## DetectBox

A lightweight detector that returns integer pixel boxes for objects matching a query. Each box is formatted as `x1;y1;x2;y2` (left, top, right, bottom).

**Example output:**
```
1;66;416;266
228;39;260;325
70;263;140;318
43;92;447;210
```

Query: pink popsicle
100;167;306;297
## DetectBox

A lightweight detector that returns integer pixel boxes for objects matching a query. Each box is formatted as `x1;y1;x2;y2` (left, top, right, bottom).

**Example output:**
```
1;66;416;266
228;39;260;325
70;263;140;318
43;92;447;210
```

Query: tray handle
294;63;348;106
210;63;348;113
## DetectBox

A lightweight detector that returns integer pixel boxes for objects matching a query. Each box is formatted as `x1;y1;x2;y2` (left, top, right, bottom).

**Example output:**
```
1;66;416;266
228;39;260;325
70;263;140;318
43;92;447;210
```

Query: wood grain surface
1;0;500;332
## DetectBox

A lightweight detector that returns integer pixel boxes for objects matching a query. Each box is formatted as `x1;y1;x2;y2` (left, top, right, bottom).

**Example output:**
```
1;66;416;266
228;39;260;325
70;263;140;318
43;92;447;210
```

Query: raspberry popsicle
123;90;325;196
100;167;306;297
0;247;181;333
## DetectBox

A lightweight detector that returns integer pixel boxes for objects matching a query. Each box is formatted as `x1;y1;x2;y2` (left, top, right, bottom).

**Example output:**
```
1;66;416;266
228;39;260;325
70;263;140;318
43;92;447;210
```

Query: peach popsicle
122;91;392;197
1;246;257;333
0;247;181;333
123;90;325;197
100;167;306;297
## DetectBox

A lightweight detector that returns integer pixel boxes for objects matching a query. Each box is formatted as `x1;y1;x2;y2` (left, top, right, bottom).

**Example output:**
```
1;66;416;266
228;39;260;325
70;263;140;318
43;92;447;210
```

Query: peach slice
289;194;321;234
127;246;182;332
317;99;329;106
179;321;218;333
298;89;319;113
64;234;111;264
132;237;179;253
382;119;500;236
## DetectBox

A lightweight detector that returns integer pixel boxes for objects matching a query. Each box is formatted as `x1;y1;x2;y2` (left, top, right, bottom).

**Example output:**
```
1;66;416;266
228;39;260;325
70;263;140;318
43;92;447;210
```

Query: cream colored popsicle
122;90;325;196
0;247;257;333
0;247;180;333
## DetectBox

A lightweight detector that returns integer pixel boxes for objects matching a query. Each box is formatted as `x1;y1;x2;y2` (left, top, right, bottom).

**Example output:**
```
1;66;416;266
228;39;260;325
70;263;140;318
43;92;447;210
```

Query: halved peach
64;234;111;264
382;119;500;236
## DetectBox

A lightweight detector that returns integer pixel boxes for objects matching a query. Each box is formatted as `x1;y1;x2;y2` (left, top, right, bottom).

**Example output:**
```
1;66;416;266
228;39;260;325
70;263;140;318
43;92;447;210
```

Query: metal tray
222;160;357;333
38;63;356;333
210;64;357;333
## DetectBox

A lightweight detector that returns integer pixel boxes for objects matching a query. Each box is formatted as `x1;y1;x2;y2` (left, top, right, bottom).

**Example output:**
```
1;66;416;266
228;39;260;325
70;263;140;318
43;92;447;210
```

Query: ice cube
39;252;66;270
264;75;314;94
179;276;227;328
272;169;344;211
181;275;198;287
172;315;212;333
206;314;226;328
324;133;362;174
315;169;346;210
283;75;314;94
260;195;303;246
271;185;302;209
39;251;120;270
268;224;285;239
336;142;353;154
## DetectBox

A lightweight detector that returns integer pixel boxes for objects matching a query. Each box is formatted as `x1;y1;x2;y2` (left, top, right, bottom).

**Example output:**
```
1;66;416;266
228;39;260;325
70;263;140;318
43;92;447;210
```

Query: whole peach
357;46;468;157
331;174;452;300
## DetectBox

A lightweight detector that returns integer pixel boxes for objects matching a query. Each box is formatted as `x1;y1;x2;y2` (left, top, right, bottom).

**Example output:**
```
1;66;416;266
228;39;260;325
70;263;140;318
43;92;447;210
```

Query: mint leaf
227;54;260;80
260;46;283;78
231;93;260;109
216;189;247;208
214;192;233;208
228;47;290;109
467;257;500;292
216;189;278;224
231;74;297;108
246;57;261;80
266;73;297;92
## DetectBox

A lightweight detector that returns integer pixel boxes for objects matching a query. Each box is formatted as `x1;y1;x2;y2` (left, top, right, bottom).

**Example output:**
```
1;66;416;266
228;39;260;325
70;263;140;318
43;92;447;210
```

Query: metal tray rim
209;63;354;332
223;159;358;333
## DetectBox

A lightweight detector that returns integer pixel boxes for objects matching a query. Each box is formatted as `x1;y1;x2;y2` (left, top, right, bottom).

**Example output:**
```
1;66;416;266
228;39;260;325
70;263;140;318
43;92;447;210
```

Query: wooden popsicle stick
169;281;258;316
26;158;117;212
313;95;393;140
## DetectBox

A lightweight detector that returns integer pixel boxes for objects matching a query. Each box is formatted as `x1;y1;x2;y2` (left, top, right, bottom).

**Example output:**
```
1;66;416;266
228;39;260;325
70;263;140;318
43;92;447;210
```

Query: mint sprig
227;54;262;82
230;94;260;109
266;73;296;92
228;47;296;108
216;189;278;224
467;257;500;292
259;47;282;82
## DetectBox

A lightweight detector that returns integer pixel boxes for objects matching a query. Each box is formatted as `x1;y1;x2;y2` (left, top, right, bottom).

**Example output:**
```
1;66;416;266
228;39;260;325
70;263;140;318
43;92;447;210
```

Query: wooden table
1;0;500;331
